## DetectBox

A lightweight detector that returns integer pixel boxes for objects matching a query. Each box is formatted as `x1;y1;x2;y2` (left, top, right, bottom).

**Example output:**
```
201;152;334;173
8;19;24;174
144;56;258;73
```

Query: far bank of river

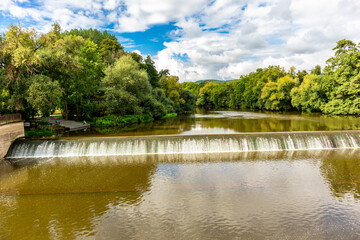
57;109;360;139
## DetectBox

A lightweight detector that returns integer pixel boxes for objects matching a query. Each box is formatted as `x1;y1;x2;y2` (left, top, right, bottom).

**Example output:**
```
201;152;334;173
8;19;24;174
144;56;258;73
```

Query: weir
6;130;360;158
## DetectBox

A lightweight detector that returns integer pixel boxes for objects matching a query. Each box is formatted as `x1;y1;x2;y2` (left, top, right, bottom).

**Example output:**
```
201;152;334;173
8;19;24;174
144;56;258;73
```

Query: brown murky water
3;111;360;239
67;110;360;138
1;150;360;239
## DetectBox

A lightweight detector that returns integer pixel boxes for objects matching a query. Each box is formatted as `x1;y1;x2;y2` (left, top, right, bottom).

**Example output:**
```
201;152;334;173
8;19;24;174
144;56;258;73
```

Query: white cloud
1;0;360;81
155;0;360;81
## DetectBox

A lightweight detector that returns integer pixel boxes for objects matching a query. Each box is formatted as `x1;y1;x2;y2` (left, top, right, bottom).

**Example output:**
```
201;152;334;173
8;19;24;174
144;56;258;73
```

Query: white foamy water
6;131;360;158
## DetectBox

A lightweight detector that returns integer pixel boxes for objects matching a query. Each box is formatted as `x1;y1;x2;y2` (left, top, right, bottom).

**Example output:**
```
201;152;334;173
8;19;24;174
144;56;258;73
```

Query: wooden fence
0;113;22;123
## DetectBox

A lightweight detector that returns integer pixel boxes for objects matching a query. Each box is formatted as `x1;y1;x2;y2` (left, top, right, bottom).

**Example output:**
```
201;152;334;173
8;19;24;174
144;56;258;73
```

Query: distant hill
195;79;224;84
195;79;237;84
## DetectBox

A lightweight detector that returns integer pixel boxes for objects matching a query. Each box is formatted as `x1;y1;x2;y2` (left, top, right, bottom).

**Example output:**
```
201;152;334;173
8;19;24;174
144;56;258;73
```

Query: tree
144;55;160;87
291;74;326;112
249;66;287;109
159;75;185;110
27;75;62;117
322;39;360;114
159;69;170;79
311;65;322;75
39;34;85;119
102;55;151;115
99;38;124;65
0;73;10;114
1;25;42;114
62;28;120;46
196;82;216;107
261;75;298;110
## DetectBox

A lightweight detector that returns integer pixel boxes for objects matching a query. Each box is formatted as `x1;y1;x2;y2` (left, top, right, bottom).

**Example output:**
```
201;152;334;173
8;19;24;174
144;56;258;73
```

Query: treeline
183;39;360;115
0;24;196;120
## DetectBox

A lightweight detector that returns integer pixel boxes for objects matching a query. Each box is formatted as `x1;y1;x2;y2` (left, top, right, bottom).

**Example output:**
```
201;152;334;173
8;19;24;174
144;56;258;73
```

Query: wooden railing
0;113;22;123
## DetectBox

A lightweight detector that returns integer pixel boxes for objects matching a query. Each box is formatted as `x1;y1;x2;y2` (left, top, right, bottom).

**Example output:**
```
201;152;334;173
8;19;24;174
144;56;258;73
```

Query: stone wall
0;122;24;159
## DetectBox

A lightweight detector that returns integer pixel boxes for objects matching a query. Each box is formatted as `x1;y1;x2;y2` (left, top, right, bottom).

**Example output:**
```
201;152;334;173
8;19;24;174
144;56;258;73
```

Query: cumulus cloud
1;0;360;81
155;0;360;81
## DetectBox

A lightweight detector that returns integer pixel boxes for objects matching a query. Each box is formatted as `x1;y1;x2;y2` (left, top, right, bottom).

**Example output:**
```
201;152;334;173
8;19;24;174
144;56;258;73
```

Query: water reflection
321;152;360;199
1;150;360;239
66;110;360;138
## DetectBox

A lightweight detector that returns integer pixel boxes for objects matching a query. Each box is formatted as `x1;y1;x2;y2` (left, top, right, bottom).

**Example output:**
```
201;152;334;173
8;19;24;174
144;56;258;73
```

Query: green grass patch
94;114;154;127
161;113;178;119
25;129;54;138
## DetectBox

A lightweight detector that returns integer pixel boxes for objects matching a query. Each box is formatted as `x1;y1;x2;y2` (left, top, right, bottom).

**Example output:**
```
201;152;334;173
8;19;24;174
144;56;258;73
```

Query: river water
1;111;360;239
67;110;360;137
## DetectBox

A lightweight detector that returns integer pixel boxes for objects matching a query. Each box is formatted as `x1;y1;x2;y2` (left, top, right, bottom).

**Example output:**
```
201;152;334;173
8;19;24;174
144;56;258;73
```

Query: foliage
162;113;178;119
261;75;298;110
94;114;154;127
27;75;62;116
322;39;360;115
144;55;160;87
25;120;54;138
62;28;120;46
291;74;326;112
102;55;151;115
2;22;360;122
160;75;185;111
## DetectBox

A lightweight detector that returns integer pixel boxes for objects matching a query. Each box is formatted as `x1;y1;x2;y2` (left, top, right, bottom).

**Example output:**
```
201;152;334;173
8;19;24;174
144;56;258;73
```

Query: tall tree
27;75;62;117
102;55;151;115
291;74;326;112
1;25;42;114
322;39;360;114
261;75;298;110
144;55;160;87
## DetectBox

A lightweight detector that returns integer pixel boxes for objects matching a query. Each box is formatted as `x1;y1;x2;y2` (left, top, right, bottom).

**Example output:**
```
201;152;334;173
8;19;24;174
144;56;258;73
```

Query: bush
25;121;54;138
94;114;154;127
161;113;178;119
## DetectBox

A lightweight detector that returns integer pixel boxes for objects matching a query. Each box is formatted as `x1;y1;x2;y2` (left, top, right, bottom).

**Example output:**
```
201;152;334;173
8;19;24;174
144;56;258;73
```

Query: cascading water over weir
6;131;360;158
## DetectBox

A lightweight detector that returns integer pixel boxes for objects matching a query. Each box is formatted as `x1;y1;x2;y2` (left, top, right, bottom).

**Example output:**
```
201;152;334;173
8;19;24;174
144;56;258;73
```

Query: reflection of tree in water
0;156;157;239
71;115;195;137
196;114;360;133
320;152;360;199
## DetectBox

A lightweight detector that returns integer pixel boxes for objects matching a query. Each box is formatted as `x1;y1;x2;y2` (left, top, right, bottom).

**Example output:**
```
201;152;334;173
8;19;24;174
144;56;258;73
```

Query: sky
1;0;360;82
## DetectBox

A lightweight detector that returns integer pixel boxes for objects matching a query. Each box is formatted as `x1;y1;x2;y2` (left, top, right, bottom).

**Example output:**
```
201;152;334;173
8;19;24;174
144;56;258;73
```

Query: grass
161;113;178;119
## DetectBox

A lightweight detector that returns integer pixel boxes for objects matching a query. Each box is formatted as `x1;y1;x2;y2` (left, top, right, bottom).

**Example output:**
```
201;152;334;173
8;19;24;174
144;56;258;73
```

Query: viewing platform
48;118;90;131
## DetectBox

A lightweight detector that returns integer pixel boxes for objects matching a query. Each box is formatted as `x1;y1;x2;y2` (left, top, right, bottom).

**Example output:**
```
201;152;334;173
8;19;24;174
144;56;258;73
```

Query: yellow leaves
269;94;277;101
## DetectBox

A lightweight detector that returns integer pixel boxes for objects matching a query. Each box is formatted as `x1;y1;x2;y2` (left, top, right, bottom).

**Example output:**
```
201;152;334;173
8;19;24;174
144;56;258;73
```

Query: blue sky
1;0;360;82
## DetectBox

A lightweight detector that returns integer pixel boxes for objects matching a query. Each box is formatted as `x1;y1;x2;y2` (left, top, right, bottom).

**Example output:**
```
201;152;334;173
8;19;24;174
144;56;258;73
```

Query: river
1;110;360;239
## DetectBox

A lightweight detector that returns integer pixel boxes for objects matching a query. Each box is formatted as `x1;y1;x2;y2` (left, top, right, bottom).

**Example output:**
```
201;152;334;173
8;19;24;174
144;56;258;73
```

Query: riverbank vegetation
0;24;195;123
1;23;359;131
183;39;360;115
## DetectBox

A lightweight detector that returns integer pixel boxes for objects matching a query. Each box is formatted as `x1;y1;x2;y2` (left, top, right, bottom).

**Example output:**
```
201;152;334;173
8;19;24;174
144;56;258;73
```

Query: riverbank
18;110;360;140
24;113;179;139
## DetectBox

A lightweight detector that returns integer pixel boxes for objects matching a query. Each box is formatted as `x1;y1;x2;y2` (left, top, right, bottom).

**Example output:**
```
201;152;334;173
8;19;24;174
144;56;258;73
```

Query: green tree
261;75;298;110
159;75;185;110
144;55;160;87
102;55;151;115
39;34;85;119
322;39;360;114
311;65;322;75
182;82;201;96
1;25;42;114
159;69;170;79
62;28;120;46
291;74;326;112
196;82;217;107
27;75;62;117
99;38;124;65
